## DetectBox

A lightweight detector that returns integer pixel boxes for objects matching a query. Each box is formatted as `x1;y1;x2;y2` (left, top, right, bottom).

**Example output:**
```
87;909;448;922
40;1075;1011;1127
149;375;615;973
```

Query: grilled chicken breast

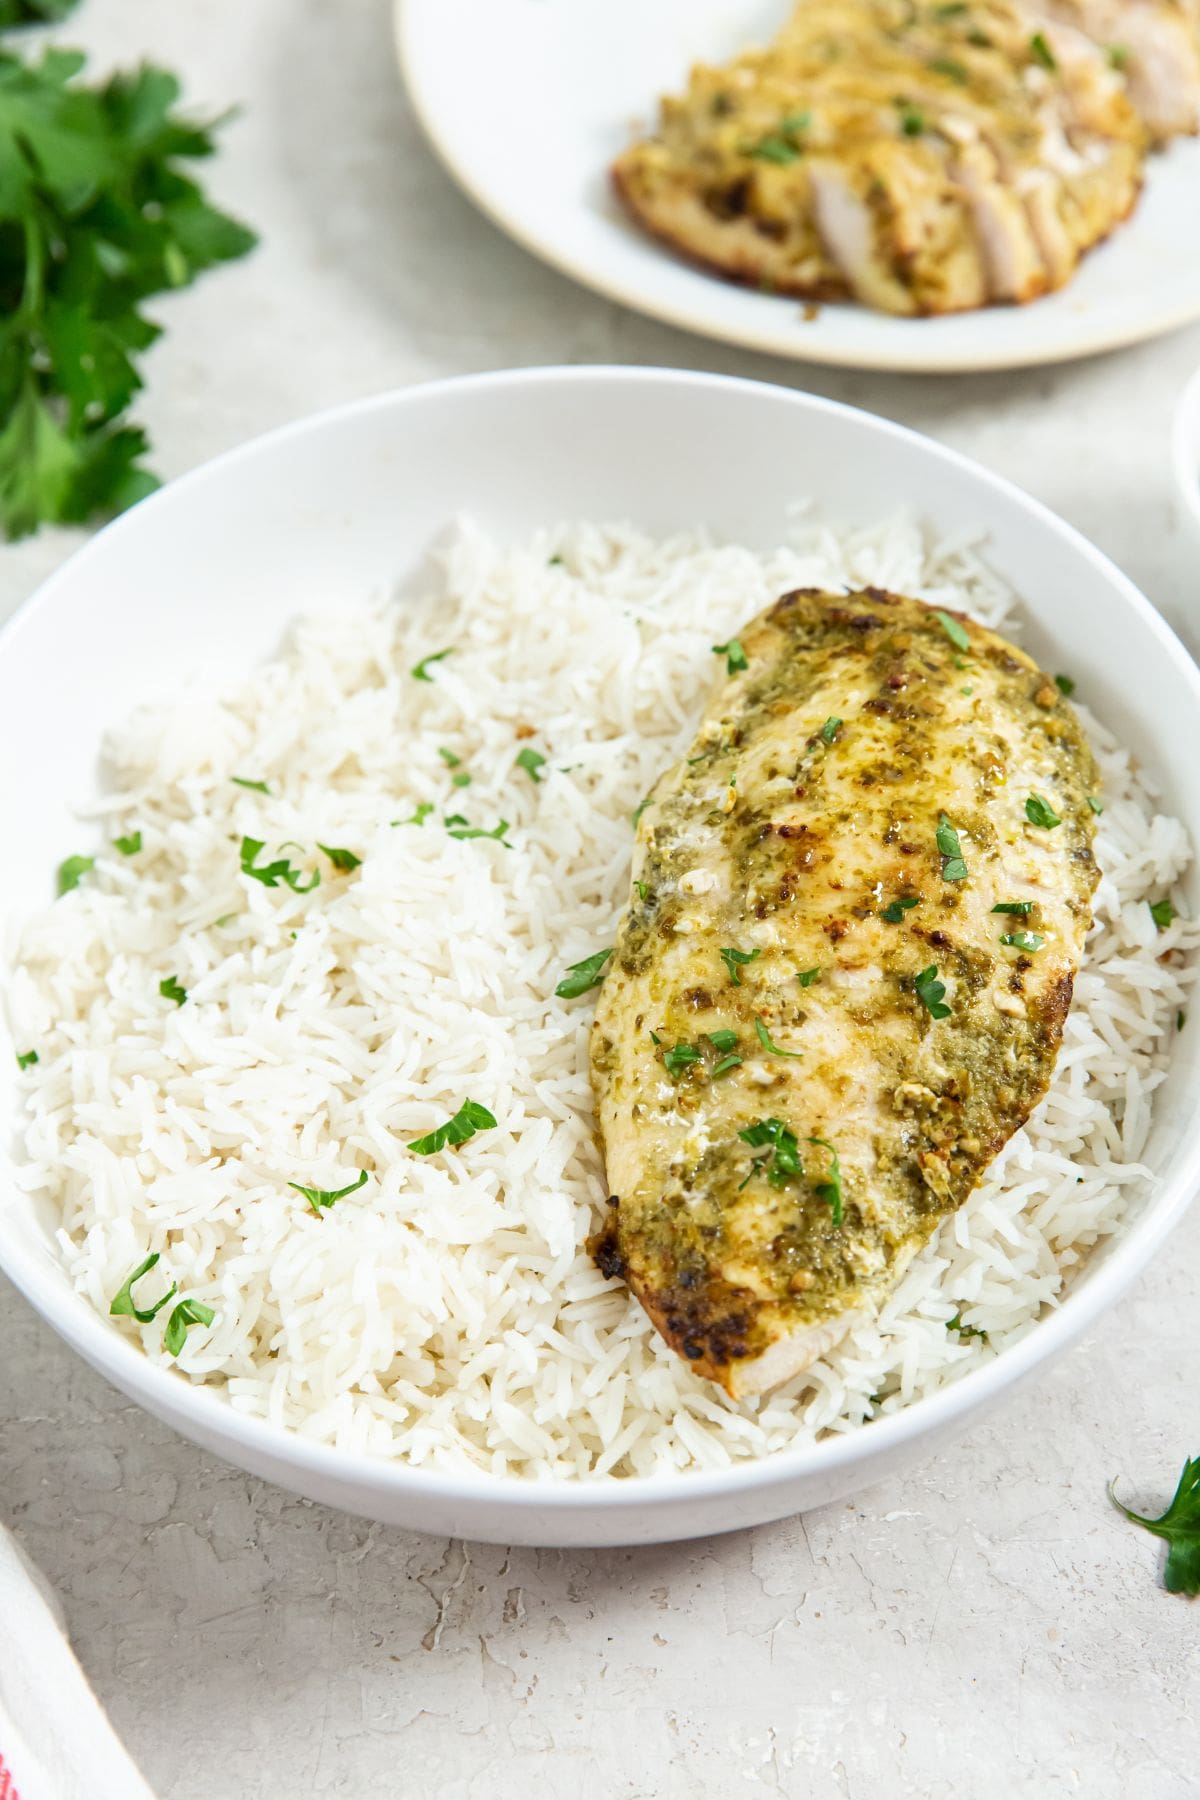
590;589;1099;1397
613;0;1146;314
1038;0;1200;139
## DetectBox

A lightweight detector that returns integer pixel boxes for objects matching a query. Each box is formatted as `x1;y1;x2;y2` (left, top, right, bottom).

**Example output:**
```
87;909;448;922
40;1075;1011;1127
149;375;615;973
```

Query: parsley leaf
720;946;761;986
394;802;434;827
445;815;511;846
1110;1457;1200;1595
411;648;453;681
808;1136;843;1226
738;1117;804;1189
15;1049;38;1069
706;1029;739;1053
881;896;920;923
819;716;842;744
163;1296;215;1358
934;610;970;651
992;900;1033;916
0;47;256;539
712;639;749;674
1025;794;1062;829
239;836;319;892
914;964;951;1020
516;747;546;783
937;814;968;881
747;133;800;164
797;967;821;986
947;1311;988;1341
1148;897;1175;930
898;104;925;136
1030;30;1057;70
928;54;969;81
113;830;142;855
158;973;187;1005
555;948;613;998
57;853;93;894
232;777;271;794
754;1016;802;1059
1054;674;1075;697
408;1099;497;1157
663;1042;702;1078
1087;796;1103;815
1000;930;1044;952
318;843;361;872
288;1167;369;1216
110;1251;176;1324
0;1;83;21
710;1052;743;1077
438;747;461;768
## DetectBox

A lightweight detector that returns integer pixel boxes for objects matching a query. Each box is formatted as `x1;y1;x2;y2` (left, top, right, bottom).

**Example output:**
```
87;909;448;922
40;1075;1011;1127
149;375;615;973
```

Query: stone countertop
1;4;1198;1795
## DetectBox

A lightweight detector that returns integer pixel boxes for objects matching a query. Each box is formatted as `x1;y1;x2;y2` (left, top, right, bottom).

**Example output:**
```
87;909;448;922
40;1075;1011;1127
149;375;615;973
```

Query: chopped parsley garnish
1029;30;1057;70
635;880;648;902
288;1167;369;1216
555;948;613;998
408;1099;497;1157
797;967;821;987
1054;674;1075;697
232;776;271;794
928;55;969;82
438;747;461;768
15;1049;38;1070
113;830;142;856
57;854;93;895
1109;1456;1200;1596
934;610;970;651
712;639;749;674
318;843;361;872
516;747;546;783
738;1117;804;1189
163;1297;215;1358
914;964;951;1020
711;1052;743;1078
706;1029;739;1053
937;814;968;882
755;1016;802;1059
819;716;842;744
663;1042;702;1078
933;1;968;14
1150;898;1176;931
1025;794;1061;829
159;974;187;1006
779;109;812;134
411;647;454;681
881;896;920;924
632;794;653;827
992;900;1033;916
947;1312;988;1341
239;836;320;892
110;1252;176;1324
720;945;761;986
898;104;925;136
1107;43;1130;69
445;815;511;846
1087;796;1103;815
1000;930;1045;952
748;133;801;164
395;802;435;827
808;1136;843;1226
548;554;565;567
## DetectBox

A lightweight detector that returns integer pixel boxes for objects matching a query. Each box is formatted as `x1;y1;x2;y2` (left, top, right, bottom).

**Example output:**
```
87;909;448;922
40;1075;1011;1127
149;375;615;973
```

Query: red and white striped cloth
0;1525;156;1800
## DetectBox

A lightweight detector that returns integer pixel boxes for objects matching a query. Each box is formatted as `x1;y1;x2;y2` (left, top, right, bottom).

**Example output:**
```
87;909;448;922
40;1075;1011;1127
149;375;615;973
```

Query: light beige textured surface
1;3;1198;1795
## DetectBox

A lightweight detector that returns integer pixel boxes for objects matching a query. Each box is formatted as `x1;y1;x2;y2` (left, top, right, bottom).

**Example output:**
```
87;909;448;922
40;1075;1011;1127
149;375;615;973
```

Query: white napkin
0;1523;156;1800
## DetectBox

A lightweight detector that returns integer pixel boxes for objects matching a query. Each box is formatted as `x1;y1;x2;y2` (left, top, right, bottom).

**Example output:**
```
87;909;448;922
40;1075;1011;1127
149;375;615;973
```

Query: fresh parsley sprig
1110;1457;1200;1596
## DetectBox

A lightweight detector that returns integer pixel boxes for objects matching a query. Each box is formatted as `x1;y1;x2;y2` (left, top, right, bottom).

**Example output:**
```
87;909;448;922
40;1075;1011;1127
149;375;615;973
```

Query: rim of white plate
3;364;1200;1513
393;0;1200;375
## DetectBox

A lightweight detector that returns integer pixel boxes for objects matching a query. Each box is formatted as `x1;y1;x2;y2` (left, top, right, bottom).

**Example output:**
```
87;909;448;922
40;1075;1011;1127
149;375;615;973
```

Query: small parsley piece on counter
318;844;361;872
232;777;271;794
15;1049;38;1070
1025;793;1062;829
1054;674;1075;697
754;1017;802;1059
394;802;434;827
808;1136;843;1226
1150;898;1176;930
113;830;142;856
738;1117;804;1189
239;837;320;892
110;1252;176;1323
797;967;821;986
819;716;842;744
1087;796;1104;815
1109;1456;1200;1596
445;815;511;846
1030;30;1057;70
163;1296;215;1358
706;1029;739;1053
914;964;951;1020
934;610;970;652
411;648;454;681
516;747;546;783
881;896;920;924
159;974;187;1006
992;900;1033;916
408;1099;497;1157
288;1167;369;1216
664;1042;702;1077
555;948;613;998
712;639;749;674
720;946;761;986
947;1312;988;1341
1000;930;1045;952
57;854;93;895
937;814;968;882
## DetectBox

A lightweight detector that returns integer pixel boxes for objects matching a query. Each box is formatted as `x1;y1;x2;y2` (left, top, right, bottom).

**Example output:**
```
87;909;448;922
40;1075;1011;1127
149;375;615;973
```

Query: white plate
3;367;1200;1547
396;0;1200;373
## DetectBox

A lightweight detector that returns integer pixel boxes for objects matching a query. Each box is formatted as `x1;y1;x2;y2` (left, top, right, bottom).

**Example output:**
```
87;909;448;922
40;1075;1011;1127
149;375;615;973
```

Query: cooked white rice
7;514;1195;1479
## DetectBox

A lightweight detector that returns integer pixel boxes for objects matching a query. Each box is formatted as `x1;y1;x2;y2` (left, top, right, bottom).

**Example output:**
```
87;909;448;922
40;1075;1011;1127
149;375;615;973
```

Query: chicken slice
1034;0;1200;139
589;589;1099;1398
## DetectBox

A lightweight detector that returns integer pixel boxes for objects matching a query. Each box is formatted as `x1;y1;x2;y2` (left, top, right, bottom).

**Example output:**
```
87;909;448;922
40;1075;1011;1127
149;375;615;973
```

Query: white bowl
3;367;1199;1547
1172;364;1200;543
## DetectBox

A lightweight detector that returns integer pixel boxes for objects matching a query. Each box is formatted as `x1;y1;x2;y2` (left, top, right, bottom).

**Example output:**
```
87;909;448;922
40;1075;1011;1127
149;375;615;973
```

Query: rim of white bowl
1171;364;1200;537
4;364;1200;1514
